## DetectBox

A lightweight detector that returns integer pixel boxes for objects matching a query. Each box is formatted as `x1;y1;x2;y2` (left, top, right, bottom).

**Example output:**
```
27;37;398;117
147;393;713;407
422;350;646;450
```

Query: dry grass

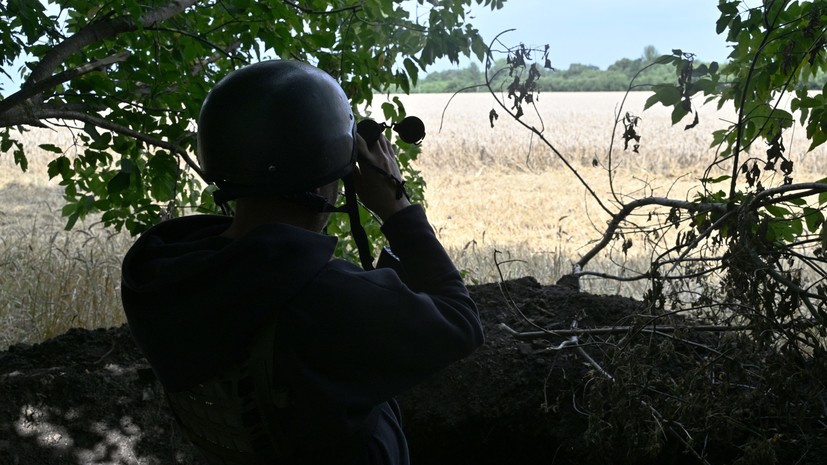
391;91;827;292
3;91;826;348
1;130;131;349
0;188;131;349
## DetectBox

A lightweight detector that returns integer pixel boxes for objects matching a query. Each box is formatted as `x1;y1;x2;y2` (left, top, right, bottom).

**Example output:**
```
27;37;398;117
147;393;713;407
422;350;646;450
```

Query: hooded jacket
120;204;483;464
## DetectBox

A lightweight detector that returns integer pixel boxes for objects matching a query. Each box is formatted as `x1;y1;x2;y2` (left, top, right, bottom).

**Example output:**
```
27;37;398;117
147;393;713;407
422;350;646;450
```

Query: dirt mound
1;277;824;465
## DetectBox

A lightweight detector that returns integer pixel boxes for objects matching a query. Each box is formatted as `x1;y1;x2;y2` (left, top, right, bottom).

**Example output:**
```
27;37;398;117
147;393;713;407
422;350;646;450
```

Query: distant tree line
413;45;827;93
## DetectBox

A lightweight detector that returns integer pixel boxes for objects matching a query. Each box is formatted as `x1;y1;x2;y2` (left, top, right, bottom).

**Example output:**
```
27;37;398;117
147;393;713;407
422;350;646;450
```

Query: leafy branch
1;0;503;240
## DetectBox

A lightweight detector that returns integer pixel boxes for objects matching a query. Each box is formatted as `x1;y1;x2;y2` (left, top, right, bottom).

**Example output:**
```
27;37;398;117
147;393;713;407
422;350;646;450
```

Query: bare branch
497;321;812;340
576;197;727;270
748;182;827;207
482;31;615;218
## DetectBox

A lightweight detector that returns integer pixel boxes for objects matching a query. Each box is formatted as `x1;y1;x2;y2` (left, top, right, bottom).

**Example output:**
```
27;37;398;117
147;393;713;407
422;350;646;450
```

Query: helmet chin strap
288;180;375;270
341;174;375;270
212;179;375;271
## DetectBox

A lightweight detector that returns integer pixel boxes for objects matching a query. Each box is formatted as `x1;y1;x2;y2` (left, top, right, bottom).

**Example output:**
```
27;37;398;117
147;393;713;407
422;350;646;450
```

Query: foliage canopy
0;0;501;260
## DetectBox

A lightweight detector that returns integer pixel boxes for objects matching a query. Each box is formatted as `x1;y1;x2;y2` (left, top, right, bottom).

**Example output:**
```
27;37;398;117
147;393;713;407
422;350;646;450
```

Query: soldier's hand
354;133;411;221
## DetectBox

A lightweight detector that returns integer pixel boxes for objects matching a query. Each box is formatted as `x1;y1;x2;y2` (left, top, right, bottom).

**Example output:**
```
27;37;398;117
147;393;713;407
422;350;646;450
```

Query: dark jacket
120;205;483;464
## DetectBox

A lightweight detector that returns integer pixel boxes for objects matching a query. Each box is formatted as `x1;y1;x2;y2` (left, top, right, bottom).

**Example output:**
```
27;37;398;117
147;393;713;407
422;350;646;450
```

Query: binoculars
356;116;425;147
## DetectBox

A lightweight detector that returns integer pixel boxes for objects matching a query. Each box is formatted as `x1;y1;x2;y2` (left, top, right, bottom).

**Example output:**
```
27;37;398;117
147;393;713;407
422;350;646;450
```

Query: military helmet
197;60;356;199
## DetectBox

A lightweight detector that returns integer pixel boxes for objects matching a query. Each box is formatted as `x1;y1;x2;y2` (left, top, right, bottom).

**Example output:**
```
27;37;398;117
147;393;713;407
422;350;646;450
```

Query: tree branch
0;52;131;117
497;320;818;341
576;197;728;270
728;3;784;201
748;182;827;207
31;107;205;180
484;36;616;219
283;0;360;15
26;0;199;87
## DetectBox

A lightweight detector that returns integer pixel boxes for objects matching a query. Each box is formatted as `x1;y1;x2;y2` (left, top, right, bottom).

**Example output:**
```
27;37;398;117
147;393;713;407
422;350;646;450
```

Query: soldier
120;60;483;465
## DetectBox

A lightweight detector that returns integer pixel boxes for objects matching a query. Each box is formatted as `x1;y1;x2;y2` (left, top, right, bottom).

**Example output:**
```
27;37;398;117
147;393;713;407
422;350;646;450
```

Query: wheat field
397;91;826;285
2;91;826;348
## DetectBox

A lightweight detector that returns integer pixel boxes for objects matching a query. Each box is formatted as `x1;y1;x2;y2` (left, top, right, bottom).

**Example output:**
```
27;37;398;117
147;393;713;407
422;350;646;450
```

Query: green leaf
803;207;824;233
47;156;73;180
88;130;111;150
13;147;27;171
690;79;717;95
120;158;137;174
197;185;218;213
710;129;730;148
61;203;75;218
38;143;63;154
148;153;179;201
716;13;732;34
107;171;132;194
381;101;398;121
700;175;731;184
644;85;682;110
718;1;739;15
766;220;786;242
64;211;81;231
808;130;827;151
790;218;803;237
392;96;407;119
61;196;94;230
403;58;419;87
670;105;690;125
764;204;790;218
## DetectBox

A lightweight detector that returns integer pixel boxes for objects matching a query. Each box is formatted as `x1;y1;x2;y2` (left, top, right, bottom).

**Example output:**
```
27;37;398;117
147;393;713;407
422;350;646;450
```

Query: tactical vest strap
166;313;291;464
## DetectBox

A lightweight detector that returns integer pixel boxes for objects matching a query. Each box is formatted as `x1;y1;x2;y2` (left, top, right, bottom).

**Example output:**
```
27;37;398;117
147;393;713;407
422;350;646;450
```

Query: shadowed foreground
1;277;825;465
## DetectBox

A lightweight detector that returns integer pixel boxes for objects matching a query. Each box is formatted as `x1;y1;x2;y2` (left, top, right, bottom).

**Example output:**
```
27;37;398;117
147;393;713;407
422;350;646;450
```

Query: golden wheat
382;91;827;297
2;91;825;348
0;189;131;349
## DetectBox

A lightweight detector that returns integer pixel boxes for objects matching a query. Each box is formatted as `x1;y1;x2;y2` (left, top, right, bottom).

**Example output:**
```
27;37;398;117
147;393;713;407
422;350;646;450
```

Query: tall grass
0;182;130;350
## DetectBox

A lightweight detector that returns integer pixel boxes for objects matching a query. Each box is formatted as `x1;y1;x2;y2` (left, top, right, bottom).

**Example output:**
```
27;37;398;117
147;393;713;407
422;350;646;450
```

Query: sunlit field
394;91;826;287
3;91;826;349
0;134;131;349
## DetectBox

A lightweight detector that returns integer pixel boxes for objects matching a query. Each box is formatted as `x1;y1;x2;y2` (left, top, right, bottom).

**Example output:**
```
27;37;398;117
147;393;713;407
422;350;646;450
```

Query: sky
1;1;737;91
423;0;736;72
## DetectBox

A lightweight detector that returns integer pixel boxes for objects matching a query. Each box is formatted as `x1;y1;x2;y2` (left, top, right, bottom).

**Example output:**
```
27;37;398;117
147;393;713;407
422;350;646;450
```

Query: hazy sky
1;1;737;91
423;0;736;72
